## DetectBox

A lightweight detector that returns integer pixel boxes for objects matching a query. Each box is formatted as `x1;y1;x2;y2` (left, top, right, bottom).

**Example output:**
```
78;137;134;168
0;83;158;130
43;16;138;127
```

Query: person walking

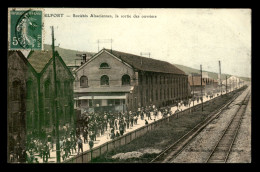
83;128;88;144
147;110;152;120
89;139;94;150
110;130;115;140
140;110;144;120
119;124;124;136
71;138;76;154
77;137;83;155
115;131;120;138
42;142;49;162
130;115;134;127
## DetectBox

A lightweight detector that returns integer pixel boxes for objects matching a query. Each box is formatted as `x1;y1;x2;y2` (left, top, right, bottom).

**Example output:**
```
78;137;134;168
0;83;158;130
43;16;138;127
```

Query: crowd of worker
10;97;211;163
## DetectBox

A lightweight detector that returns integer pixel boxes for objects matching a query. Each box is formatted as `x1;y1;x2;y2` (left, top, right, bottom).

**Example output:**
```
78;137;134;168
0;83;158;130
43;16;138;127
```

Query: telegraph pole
226;76;227;93
219;61;222;96
200;65;203;111
97;40;99;52
191;73;195;107
51;26;60;163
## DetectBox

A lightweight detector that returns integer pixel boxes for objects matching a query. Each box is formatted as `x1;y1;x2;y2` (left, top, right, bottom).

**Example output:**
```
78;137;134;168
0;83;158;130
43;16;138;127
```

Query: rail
63;86;247;163
205;90;250;163
150;87;245;163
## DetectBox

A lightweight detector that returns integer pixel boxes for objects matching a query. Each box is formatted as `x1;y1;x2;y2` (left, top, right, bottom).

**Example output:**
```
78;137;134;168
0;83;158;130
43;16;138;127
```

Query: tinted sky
41;8;251;78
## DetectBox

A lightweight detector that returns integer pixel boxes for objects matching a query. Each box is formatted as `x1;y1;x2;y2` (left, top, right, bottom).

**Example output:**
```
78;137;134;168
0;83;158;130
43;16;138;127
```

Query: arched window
100;75;109;86
100;63;110;68
122;74;130;85
44;80;50;98
26;80;33;99
80;76;88;87
56;81;62;97
64;81;71;96
12;80;21;101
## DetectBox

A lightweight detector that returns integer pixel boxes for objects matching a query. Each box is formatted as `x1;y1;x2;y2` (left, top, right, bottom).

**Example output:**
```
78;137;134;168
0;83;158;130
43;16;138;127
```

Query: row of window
139;75;187;85
129;84;188;108
10;79;72;101
80;74;131;87
44;80;71;98
142;85;187;102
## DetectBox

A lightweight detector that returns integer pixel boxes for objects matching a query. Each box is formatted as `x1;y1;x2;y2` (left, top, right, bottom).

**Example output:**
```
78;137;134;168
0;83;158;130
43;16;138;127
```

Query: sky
40;8;251;78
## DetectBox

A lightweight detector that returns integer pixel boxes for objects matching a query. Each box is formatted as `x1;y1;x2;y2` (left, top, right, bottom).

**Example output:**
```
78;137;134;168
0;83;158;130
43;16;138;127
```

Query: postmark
8;8;43;50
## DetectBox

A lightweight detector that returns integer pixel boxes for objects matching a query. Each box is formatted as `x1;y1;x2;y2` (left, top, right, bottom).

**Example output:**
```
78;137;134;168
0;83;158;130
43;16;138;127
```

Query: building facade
27;50;75;133
8;50;75;161
74;49;190;112
188;73;218;96
8;51;39;151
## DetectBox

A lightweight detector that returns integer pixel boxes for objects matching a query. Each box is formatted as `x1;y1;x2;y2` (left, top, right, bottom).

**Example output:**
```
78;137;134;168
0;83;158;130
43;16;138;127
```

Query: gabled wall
74;51;136;89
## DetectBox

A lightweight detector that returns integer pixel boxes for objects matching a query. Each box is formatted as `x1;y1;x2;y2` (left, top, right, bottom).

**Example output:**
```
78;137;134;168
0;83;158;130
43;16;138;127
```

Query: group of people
10;100;192;163
9;129;51;163
77;104;175;142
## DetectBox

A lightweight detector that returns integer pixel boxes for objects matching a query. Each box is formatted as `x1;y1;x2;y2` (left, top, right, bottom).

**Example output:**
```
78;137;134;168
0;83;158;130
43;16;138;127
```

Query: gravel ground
227;91;251;163
171;87;250;163
112;148;162;160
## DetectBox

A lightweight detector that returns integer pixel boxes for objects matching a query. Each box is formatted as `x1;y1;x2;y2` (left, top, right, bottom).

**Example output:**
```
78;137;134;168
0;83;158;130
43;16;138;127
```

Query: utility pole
51;26;60;163
219;61;222;96
191;73;195;107
226;76;227;93
200;65;203;111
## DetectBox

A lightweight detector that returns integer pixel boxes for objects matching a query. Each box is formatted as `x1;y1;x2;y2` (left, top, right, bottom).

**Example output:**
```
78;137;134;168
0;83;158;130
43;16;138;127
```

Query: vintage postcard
7;8;251;163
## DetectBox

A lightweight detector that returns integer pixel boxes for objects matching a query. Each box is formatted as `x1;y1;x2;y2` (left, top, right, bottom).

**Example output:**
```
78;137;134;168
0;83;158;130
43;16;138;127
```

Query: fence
64;86;246;163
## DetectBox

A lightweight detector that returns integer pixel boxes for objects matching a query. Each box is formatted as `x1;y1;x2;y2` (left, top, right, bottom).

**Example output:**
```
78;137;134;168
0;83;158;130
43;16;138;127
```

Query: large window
100;75;109;86
56;81;62;97
146;89;149;102
26;80;32;99
100;63;110;68
151;88;153;101
139;74;142;84
80;76;88;87
64;81;70;96
12;80;21;101
44;80;50;98
122;74;130;85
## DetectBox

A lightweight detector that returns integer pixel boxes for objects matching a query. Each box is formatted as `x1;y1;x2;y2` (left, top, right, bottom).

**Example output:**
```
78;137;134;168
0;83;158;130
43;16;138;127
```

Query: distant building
188;73;218;95
74;48;190;112
222;75;244;90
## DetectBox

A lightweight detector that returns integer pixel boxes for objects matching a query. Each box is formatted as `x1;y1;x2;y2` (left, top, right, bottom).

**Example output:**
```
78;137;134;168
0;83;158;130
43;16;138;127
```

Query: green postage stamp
8;8;43;50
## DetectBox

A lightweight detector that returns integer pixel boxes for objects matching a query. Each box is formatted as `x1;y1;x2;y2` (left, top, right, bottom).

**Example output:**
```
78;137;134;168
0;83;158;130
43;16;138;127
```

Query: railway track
150;88;246;163
205;91;251;163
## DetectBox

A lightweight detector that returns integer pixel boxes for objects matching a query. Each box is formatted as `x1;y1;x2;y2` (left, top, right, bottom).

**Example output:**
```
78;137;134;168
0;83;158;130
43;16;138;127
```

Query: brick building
27;50;75;132
8;50;74;160
74;49;190;112
8;51;39;151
